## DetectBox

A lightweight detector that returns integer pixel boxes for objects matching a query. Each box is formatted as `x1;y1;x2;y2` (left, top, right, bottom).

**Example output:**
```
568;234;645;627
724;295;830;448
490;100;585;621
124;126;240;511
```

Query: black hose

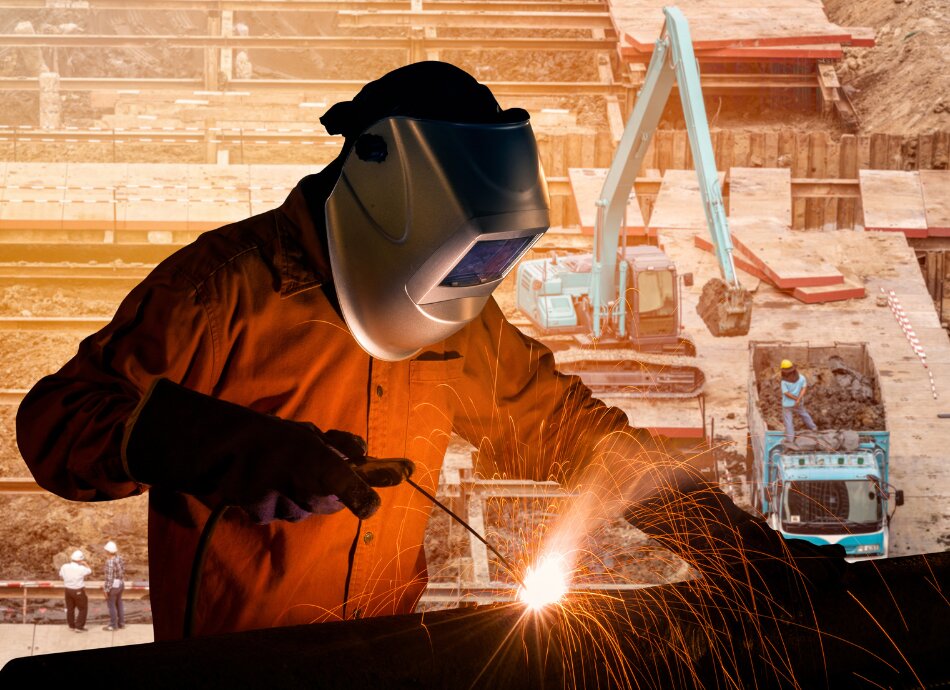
183;504;229;639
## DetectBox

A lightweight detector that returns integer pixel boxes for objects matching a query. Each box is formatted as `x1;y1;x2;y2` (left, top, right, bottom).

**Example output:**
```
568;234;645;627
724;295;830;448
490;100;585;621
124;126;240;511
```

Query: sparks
519;554;569;610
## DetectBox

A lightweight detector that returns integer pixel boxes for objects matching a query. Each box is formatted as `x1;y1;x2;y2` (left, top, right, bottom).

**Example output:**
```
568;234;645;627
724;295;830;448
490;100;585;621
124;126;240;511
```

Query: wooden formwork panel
919;170;950;236
731;225;844;289
61;163;124;232
648;169;725;236
116;164;189;233
693;233;860;302
609;0;853;51
791;279;866;303
727;167;792;230
567;167;647;237
0;163;67;231
859;170;928;236
599;394;705;439
186;164;251;232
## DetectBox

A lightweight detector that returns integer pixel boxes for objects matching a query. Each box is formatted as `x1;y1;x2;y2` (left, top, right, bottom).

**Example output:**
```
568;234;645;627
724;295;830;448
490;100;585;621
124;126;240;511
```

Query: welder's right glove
624;467;846;605
121;378;414;524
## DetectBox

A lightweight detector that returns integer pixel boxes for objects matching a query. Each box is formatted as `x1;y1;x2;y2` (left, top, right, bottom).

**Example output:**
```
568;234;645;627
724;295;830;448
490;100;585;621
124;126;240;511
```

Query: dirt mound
757;358;886;432
825;0;950;135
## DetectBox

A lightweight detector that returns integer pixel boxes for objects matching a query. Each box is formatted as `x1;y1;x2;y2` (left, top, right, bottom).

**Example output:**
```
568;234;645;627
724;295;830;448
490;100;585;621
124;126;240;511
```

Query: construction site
0;0;948;686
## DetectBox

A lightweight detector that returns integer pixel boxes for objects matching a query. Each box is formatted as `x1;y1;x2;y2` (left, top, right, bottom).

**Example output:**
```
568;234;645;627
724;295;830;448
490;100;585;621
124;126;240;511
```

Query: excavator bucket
696;278;752;336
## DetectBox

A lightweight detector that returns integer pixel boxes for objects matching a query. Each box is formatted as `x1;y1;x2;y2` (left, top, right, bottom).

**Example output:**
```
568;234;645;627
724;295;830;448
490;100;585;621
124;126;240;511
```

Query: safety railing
0;581;150;624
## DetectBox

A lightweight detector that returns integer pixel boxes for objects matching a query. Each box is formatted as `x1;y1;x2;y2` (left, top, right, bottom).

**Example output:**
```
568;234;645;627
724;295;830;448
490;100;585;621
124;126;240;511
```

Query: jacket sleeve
15;267;217;501
451;298;666;484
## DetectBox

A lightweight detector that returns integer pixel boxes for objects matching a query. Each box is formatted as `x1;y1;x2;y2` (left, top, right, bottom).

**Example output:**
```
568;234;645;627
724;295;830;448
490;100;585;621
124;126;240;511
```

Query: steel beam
0;0;602;11
0;390;27;406
630;72;820;92
0;243;180;264
0;76;623;97
0;74;812;96
0;582;151;600
464;478;574;498
0;477;43;492
0;34;614;51
0;316;110;331
2;553;947;688
791;178;861;198
338;9;611;29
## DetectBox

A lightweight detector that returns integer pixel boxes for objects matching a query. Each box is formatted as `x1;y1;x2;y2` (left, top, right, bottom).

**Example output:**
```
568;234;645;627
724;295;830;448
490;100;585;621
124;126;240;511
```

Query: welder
16;62;842;642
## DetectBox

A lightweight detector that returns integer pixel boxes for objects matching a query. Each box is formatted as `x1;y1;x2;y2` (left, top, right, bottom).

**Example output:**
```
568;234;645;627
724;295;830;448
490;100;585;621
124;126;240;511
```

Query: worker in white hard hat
780;359;817;443
58;550;91;632
102;540;126;631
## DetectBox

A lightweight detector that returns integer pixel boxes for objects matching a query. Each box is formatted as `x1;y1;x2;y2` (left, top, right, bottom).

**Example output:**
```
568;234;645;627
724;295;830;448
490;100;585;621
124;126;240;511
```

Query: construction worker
58;550;91;632
102;540;126;631
780;359;818;443
16;63;842;642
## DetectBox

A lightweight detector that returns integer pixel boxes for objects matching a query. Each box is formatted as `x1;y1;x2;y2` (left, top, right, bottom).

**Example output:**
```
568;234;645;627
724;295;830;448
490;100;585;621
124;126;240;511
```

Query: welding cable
181;479;523;638
405;477;526;590
183;503;229;639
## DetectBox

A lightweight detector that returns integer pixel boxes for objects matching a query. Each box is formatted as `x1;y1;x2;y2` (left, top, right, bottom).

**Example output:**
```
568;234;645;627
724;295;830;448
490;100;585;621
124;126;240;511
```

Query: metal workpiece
3;552;947;688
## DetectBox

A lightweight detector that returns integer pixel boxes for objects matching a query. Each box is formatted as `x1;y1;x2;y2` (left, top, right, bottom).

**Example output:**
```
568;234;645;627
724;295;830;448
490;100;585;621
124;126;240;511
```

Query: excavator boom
593;6;751;337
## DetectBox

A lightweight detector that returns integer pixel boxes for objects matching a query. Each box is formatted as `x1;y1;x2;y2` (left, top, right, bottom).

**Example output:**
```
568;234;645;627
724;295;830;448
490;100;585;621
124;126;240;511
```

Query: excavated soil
0;285;124;318
0;332;85;388
757;360;886;432
825;0;950;135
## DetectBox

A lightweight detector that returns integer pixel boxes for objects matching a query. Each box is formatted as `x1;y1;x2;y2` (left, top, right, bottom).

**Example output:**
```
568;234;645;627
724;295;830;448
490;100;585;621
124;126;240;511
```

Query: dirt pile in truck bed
757;356;886;432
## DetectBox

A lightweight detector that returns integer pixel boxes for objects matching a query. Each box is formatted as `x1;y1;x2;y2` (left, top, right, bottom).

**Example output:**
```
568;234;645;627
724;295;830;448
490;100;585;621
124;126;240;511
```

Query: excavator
516;6;752;397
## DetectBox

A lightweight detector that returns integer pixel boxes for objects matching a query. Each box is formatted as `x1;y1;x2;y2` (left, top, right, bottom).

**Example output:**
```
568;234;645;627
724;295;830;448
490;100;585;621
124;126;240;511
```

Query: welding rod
405;477;526;591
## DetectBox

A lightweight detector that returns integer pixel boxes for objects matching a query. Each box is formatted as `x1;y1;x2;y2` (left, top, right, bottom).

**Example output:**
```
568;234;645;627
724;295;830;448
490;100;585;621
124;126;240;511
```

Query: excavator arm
592;6;751;338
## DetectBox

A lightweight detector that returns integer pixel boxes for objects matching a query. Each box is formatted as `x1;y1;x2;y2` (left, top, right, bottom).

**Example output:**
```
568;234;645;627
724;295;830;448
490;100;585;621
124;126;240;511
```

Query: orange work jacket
16;172;649;641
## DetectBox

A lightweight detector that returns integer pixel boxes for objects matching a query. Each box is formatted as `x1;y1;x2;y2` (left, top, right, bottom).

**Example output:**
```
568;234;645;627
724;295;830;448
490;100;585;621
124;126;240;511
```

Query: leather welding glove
624;467;846;603
122;378;414;524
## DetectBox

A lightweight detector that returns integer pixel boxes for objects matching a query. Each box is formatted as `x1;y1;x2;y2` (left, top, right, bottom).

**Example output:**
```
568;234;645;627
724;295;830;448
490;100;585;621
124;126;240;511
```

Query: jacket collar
274;165;340;297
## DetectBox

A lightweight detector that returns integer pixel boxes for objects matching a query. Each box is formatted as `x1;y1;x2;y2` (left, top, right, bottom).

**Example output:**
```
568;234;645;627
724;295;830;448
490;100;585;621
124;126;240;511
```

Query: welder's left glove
121;378;414;524
624;467;846;605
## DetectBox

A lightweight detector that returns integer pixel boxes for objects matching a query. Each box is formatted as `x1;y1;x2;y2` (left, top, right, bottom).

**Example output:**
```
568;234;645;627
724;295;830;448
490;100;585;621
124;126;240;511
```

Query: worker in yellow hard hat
780;359;817;443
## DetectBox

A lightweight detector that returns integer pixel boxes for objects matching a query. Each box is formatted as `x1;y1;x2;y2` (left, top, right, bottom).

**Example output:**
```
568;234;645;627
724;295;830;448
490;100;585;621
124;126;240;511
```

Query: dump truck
747;342;903;560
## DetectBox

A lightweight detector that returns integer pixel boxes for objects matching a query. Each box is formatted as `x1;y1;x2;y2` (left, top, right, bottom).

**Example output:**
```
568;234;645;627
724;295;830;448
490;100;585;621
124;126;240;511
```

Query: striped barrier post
881;287;937;400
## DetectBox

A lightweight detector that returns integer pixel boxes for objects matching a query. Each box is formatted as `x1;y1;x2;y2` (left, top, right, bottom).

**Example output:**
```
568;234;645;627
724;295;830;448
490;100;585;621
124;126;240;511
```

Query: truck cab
757;431;901;560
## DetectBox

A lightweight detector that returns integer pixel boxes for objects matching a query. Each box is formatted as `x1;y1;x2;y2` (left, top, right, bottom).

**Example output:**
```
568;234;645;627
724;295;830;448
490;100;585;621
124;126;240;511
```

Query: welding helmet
71;550;84;562
780;359;794;370
321;62;550;361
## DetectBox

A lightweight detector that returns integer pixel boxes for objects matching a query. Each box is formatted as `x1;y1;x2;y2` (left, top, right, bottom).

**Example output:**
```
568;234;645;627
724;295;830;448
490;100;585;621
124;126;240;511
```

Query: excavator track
552;350;705;399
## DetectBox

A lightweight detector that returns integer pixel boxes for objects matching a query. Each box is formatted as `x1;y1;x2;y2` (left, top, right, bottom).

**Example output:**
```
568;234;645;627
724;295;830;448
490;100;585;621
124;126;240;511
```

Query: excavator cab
623;247;678;345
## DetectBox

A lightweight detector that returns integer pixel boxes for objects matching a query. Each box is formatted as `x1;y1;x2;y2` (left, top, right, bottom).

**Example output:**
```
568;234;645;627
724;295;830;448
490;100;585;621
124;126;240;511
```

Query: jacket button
376;385;384;398
363;531;374;545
